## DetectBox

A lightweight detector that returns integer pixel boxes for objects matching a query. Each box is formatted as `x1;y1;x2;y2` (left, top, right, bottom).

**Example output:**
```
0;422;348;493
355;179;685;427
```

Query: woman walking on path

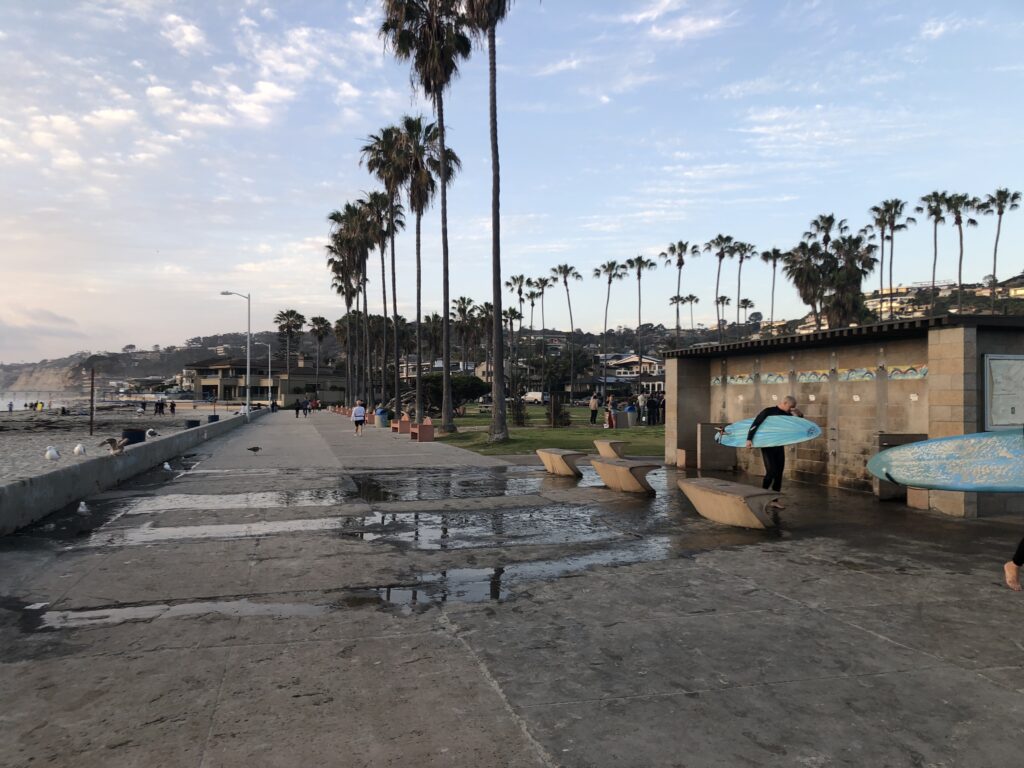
589;393;599;425
351;400;367;437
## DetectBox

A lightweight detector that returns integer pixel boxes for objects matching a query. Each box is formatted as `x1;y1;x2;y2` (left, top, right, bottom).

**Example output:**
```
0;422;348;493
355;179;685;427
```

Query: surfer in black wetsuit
745;395;802;503
1005;538;1024;591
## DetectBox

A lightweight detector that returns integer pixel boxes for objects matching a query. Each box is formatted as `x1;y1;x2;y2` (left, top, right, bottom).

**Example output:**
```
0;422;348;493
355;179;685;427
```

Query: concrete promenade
2;411;1024;767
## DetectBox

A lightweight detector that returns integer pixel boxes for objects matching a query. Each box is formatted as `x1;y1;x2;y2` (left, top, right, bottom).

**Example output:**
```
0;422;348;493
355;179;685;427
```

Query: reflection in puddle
125;489;355;514
90;518;346;546
35;599;329;630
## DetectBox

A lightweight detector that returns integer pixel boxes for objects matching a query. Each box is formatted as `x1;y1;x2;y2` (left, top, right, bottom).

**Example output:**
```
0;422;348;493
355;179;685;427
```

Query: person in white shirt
351;400;366;436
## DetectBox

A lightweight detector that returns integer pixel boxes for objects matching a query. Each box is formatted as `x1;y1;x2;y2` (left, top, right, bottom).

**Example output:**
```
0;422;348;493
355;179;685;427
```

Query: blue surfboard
715;415;823;448
867;430;1024;493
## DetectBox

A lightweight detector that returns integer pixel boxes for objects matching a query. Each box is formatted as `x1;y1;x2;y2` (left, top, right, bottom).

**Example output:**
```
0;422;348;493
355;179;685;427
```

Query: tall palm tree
823;235;877;329
759;248;784;335
308;316;331;394
868;202;887;317
660;240;698;345
732;241;756;340
451;296;475;374
980;188;1022;314
358;190;397;406
914;191;947;315
715;296;731;327
882;199;915;319
465;0;514;441
381;0;471;433
804;213;848;253
273;309;307;381
703;234;735;343
943;193;980;313
327;202;371;399
784;241;825;330
504;274;526;399
593;260;627;396
625;255;657;364
739;299;754;325
551;264;582;399
361;125;407;410
527;275;552;383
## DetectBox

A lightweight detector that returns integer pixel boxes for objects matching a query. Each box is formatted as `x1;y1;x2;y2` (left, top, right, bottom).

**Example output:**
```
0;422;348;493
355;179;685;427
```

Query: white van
523;391;549;405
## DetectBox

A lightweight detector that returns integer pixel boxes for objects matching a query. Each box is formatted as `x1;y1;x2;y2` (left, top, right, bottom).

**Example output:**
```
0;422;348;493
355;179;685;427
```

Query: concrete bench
589;457;660;494
593;439;627;459
536;448;587;477
677;478;779;529
391;413;411;434
410;417;434;443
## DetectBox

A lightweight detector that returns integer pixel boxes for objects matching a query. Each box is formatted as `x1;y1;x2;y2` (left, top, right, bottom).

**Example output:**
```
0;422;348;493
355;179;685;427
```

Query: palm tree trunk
487;28;508;440
735;261;743;339
714;260;723;343
390;212;400;412
957;223;965;313
415;213;423;422
675;266;682;345
540;294;547;392
314;339;320;394
379;243;388;407
565;282;575;401
930;221;939;316
769;264;777;336
878;236;885;319
346;308;352;404
363;277;371;403
436;92;455;432
888;228;896;319
636;275;643;365
602;279;611;397
689;301;695;333
991;212;1003;314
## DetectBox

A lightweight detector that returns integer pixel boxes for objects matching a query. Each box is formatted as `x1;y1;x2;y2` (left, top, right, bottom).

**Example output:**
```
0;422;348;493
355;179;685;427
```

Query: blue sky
1;0;1022;361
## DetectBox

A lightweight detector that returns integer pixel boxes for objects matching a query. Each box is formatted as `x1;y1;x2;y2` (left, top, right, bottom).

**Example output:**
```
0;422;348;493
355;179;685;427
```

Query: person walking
169;401;176;415
6;401;12;415
302;399;310;418
351;400;366;437
294;398;302;418
646;393;659;427
588;392;599;425
745;395;802;505
1004;538;1024;591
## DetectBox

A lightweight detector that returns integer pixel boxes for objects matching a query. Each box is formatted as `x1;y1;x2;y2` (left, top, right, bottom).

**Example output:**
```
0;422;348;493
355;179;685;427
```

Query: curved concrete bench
677;478;779;529
590;457;660;494
536;448;586;477
593;439;627;459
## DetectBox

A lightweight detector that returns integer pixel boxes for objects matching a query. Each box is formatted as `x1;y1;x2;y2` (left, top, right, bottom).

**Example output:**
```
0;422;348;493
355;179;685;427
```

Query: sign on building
985;354;1024;430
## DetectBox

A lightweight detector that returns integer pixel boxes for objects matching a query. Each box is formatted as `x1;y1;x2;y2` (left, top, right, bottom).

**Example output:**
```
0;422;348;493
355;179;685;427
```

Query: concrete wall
0;410;266;536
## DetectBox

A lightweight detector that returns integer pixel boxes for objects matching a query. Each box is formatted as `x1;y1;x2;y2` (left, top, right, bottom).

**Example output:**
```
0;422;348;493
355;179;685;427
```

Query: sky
1;0;1023;362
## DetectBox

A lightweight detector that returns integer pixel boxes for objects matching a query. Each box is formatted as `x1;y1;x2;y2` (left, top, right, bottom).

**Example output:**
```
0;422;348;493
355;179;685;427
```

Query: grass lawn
438;424;666;456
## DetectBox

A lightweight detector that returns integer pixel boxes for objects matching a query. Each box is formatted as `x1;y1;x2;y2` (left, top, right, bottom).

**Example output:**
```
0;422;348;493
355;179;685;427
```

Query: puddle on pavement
30;598;329;630
88;517;346;546
352;466;551;502
123;488;356;514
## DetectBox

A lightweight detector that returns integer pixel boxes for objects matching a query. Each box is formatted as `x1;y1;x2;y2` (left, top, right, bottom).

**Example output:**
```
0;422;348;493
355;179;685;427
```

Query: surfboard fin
884;471;901;486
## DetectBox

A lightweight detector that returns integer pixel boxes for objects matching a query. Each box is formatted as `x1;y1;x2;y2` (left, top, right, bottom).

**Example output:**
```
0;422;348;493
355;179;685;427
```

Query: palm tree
464;0;514;442
660;240;698;345
784;241;825;330
914;192;947;315
327;202;372;399
504;274;526;399
882;199;915;319
451;296;475;375
625;255;657;364
759;248;784;335
739;299;754;325
868;202;888;317
528;275;553;390
361;125;407;410
683;294;699;332
359;190;399;406
943;193;980;313
980;188;1022;314
703;234;735;343
273;309;307;381
804;213;848;253
381;0;471;433
823;235;878;329
308;316;331;394
551;264;582;399
732;241;756;340
716;296;731;327
593;260;627;396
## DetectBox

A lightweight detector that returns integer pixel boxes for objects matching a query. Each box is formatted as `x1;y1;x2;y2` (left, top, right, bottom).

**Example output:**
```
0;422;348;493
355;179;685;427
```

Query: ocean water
1;391;87;409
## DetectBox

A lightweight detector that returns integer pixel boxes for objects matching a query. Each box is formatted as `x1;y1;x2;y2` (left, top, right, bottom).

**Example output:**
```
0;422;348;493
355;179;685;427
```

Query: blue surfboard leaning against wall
716;415;823;448
867;429;1024;493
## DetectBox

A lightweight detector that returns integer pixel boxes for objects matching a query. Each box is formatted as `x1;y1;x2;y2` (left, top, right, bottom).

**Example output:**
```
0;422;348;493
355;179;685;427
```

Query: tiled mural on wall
710;364;928;385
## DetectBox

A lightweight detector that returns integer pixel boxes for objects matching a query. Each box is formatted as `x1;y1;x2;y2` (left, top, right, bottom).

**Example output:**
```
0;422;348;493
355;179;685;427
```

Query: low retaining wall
0;410;267;536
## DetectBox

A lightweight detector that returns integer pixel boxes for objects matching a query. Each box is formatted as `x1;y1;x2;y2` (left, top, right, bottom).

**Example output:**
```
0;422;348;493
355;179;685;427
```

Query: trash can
375;408;389;429
185;419;201;429
207;415;220;424
121;428;146;445
624;405;638;428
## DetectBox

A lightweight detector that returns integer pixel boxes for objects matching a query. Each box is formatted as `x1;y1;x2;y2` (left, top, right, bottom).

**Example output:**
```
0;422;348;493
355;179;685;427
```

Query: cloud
225;81;295;124
161;14;207;55
619;0;687;24
83;108;138;129
649;13;736;42
536;56;587;76
919;16;981;40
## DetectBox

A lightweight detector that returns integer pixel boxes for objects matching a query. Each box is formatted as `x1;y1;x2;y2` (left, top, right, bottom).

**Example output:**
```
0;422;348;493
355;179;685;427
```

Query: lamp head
220;291;232;296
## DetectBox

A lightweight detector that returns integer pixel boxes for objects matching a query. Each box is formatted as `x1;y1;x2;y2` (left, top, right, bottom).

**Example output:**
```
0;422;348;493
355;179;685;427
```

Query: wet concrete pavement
2;411;1024;767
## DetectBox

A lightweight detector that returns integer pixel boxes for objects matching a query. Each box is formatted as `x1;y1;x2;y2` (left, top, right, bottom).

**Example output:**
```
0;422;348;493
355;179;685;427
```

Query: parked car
523;391;550;405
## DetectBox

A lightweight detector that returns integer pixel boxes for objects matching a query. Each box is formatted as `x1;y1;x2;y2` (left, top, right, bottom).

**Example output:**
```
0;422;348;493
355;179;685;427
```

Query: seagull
99;437;130;456
44;446;60;462
146;428;160;438
163;462;172;471
77;501;88;515
136;407;144;415
246;446;261;454
73;443;86;456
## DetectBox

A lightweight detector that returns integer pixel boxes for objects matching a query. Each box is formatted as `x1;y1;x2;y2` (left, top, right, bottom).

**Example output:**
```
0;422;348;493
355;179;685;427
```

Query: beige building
664;316;1024;518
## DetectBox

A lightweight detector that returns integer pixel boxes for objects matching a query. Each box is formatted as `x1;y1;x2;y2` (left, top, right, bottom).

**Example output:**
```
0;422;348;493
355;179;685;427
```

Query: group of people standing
587;391;666;429
293;398;323;418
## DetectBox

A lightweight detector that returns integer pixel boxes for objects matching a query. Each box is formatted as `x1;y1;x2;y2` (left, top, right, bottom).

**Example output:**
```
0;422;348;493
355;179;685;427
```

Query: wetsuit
1014;537;1024;568
748;406;793;492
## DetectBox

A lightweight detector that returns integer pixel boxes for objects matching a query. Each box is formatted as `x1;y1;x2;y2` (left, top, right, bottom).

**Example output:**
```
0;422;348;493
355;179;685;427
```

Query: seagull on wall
73;444;86;456
44;446;60;461
99;437;130;456
146;429;160;438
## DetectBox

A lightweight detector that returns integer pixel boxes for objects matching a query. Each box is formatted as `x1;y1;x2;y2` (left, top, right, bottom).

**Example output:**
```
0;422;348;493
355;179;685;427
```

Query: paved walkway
2;412;1024;767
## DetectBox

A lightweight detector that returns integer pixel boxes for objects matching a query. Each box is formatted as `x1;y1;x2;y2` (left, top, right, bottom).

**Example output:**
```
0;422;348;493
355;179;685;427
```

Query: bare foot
768;500;786;510
1004;562;1021;591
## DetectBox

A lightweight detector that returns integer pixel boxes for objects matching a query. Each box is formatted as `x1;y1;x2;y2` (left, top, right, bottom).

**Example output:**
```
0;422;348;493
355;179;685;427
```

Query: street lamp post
220;290;251;422
258;341;272;406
